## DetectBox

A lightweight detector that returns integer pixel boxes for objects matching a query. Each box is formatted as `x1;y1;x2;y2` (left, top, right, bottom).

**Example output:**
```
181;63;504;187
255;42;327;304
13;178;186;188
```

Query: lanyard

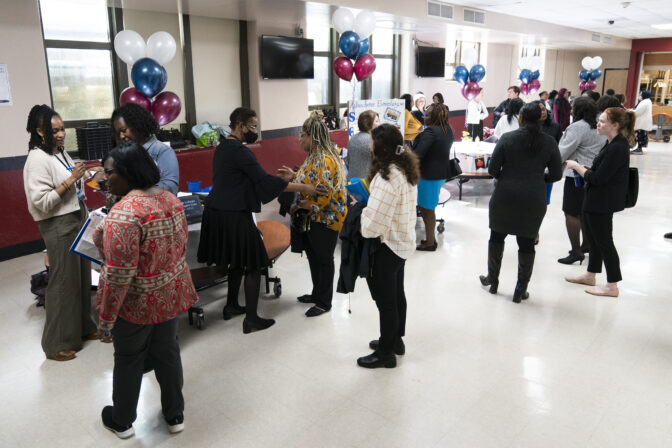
53;149;82;190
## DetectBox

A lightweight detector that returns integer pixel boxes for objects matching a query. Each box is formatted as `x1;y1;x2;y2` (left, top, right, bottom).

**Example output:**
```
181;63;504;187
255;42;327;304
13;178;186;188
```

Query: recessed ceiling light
652;23;672;29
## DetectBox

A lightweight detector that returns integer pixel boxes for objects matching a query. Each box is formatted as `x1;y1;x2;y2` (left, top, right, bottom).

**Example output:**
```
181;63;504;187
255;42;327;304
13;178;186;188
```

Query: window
370;29;394;99
446;41;481;81
307;22;331;108
519;47;546;80
39;0;117;151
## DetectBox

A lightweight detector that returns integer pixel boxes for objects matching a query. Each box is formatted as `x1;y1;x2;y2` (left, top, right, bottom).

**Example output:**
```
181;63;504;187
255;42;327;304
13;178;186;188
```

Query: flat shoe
305;306;328;317
46;350;76;361
416;242;437;251
357;351;396;369
297;294;314;304
565;275;596;286
585;287;619;297
82;333;99;341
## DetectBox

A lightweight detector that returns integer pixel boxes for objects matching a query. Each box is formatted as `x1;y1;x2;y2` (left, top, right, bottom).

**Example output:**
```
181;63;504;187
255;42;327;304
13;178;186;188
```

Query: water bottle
573;170;584;187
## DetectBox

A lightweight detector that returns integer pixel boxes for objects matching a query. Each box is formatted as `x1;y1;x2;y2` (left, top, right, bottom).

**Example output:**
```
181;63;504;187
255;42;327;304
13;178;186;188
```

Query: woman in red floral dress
94;143;198;439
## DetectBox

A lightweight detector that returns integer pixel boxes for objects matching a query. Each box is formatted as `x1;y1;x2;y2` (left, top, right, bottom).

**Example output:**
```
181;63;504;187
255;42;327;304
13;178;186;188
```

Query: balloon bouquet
453;64;486;100
579;56;603;91
114;30;182;126
518;56;543;96
331;8;377;103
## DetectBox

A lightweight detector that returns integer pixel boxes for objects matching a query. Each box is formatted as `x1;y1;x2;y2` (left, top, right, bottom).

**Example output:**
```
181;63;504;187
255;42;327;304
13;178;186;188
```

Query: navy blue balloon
131;57;167;98
530;70;540;81
357;38;370;59
453;65;469;85
339;31;361;60
589;68;602;81
519;69;532;84
469;64;486;83
579;69;590;81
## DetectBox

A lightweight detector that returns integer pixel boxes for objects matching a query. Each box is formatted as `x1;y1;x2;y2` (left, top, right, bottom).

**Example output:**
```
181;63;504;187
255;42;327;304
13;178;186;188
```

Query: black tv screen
416;46;445;77
261;35;314;79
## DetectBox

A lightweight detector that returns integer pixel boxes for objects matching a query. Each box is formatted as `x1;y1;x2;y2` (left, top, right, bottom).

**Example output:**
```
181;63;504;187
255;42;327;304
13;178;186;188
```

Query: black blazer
412;125;454;180
206;138;288;213
583;134;630;214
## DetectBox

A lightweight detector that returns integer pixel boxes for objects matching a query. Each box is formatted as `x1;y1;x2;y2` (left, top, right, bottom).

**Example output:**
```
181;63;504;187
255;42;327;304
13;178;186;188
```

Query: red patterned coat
94;190;198;329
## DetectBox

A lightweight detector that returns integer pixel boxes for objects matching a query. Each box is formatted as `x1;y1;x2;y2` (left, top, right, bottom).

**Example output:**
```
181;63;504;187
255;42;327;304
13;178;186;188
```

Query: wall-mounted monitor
416;46;445;77
261;35;314;79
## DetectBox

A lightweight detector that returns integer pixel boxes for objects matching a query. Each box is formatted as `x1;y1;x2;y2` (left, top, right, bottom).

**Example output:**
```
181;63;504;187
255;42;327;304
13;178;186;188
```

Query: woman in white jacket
631;90;653;154
466;88;489;140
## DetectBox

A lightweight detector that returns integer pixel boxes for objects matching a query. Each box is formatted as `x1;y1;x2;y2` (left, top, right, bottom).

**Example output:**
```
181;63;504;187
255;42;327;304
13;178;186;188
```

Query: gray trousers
37;203;97;354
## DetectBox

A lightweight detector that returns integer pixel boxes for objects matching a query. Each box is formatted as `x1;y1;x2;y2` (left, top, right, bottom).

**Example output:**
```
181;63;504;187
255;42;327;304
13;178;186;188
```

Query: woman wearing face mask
198;107;323;333
111;103;179;195
23;104;101;361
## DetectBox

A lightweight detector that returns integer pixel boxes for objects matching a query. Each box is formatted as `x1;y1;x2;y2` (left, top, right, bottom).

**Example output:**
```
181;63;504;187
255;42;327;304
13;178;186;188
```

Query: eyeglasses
104;168;115;176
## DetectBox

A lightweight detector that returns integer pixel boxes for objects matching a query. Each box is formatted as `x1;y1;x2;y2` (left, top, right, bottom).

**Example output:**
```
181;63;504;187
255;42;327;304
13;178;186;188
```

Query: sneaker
165;414;184;434
101;406;134;439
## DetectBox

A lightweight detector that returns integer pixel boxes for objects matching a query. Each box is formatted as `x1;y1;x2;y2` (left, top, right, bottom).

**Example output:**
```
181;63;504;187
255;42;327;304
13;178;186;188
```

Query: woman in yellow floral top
278;111;347;317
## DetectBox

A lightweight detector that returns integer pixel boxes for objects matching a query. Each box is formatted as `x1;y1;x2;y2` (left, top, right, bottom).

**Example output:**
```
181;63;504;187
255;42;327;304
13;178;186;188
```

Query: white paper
0;64;12;106
70;208;106;264
348;99;406;137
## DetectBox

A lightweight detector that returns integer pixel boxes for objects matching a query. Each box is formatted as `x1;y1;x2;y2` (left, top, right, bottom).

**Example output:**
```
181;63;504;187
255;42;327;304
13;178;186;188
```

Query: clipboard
69;208;106;265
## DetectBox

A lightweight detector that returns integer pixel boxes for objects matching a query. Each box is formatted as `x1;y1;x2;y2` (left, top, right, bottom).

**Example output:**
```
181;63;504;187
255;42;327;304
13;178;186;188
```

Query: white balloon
581;56;592;71
114;30;146;66
530;56;542;71
354;10;376;39
333;7;355;34
592;56;603;70
146;31;177;65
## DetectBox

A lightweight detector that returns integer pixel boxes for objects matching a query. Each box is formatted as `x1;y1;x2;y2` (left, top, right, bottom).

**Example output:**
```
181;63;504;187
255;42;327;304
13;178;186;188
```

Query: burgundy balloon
354;54;376;81
333;56;354;81
519;82;530;96
586;80;597;91
461;81;480;100
579;80;588;91
120;87;151;111
529;79;541;93
152;91;181;126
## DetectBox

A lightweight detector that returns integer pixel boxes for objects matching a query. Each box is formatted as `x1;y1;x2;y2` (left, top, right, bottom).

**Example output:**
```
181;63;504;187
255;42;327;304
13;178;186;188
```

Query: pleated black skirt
197;208;269;269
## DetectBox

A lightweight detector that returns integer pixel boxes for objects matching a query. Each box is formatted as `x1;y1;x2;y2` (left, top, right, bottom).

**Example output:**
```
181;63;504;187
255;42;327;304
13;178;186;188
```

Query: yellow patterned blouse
296;153;348;232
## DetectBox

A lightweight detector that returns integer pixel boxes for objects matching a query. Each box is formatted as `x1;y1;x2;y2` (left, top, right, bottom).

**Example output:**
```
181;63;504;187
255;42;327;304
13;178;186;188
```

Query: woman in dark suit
197;107;324;333
479;103;563;303
412;104;453;251
565;107;633;297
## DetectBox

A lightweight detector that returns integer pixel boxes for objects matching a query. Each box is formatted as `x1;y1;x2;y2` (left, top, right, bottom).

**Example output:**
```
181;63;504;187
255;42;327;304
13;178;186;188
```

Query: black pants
490;230;535;254
635;129;648;148
584;212;622;282
303;222;339;310
366;244;407;355
111;317;184;426
468;121;484;141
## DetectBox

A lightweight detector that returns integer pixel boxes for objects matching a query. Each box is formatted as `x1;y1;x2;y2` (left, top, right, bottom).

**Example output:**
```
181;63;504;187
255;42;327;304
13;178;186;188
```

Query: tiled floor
1;142;671;447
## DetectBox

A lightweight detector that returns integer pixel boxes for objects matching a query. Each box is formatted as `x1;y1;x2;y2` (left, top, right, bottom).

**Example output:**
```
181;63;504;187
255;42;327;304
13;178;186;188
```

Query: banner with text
348;99;405;136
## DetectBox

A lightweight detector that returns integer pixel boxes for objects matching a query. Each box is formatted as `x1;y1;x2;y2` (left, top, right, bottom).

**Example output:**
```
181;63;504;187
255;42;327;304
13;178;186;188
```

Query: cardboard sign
348;99;406;137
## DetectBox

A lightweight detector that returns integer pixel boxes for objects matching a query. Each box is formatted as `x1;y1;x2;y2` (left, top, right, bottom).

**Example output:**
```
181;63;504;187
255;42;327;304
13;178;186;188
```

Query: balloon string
351;79;356;107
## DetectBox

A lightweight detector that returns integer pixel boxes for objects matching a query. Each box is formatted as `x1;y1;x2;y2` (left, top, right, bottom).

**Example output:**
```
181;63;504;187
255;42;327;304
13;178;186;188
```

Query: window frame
38;2;127;130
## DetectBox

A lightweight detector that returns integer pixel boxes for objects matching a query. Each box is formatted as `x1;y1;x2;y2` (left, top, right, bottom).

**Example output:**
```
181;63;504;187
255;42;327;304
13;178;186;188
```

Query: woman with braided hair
411;103;454;251
277;111;347;317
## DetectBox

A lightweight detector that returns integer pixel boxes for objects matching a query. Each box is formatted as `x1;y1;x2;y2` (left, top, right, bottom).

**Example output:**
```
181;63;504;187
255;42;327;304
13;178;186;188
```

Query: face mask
243;130;258;144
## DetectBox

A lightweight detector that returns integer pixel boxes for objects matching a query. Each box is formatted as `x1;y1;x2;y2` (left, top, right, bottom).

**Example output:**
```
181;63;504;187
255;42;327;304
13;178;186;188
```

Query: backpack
30;269;49;308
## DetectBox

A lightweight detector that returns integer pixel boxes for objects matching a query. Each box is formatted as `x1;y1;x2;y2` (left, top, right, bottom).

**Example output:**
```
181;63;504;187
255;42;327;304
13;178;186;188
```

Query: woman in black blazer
412;104;454;251
479;103;563;303
566;107;634;297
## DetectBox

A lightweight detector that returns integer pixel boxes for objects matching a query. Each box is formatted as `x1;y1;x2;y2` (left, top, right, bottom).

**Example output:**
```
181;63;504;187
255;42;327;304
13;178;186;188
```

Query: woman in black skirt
197;107;324;333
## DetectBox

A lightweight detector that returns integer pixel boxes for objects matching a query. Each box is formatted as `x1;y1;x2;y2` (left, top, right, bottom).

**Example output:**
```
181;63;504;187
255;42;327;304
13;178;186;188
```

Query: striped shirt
361;166;417;259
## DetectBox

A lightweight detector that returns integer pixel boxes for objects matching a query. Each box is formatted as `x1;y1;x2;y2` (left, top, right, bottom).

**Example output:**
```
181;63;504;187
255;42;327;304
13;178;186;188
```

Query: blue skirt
417;179;446;209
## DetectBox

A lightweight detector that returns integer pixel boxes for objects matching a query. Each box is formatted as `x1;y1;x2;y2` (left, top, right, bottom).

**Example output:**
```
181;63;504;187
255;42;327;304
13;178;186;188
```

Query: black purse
446;146;462;180
291;209;311;233
625;167;638;208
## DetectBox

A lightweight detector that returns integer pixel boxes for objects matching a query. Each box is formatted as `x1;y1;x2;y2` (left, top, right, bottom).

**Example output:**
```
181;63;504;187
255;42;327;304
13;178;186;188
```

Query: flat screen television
416;46;445;77
261;35;314;79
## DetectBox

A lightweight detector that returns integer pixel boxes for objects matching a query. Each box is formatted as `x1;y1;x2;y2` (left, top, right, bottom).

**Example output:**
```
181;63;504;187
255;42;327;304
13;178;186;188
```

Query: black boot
513;251;535;303
479;241;504;294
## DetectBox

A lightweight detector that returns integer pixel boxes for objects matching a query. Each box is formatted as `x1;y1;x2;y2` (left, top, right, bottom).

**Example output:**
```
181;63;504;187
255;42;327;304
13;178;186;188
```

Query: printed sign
0;64;12;106
348;98;406;137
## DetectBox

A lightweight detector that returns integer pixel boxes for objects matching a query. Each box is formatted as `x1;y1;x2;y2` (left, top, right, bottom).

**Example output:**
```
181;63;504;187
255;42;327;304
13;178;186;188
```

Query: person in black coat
411;103;454;251
492;85;521;128
479;103;563;303
197;107;324;333
565;107;633;298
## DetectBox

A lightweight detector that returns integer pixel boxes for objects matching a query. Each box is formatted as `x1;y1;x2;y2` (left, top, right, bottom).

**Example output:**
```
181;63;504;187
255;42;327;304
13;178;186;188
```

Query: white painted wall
190;16;241;125
0;0;51;158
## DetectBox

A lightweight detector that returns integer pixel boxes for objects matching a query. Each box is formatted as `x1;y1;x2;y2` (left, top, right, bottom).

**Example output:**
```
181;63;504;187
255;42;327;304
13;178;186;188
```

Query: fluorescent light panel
651;23;672;29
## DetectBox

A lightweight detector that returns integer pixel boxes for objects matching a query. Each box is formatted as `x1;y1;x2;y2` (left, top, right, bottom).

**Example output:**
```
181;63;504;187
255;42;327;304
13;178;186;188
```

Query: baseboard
0;239;45;262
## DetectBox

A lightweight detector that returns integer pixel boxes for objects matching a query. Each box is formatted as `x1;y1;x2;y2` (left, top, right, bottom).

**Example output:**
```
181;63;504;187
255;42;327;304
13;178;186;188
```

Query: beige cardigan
23;148;81;222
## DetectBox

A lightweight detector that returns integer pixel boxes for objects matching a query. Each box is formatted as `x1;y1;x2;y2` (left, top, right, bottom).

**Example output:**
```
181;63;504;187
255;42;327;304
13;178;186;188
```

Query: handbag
446;146;462;180
291;209;311;233
625;167;638;208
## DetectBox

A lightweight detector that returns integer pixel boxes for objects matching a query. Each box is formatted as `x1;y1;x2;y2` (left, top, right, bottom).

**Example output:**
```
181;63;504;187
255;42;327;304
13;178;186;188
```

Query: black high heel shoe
222;304;246;320
242;317;275;334
557;251;585;265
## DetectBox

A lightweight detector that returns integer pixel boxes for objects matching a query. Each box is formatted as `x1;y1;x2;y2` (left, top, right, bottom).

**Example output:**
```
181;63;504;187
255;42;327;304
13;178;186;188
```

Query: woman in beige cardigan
23;105;101;361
